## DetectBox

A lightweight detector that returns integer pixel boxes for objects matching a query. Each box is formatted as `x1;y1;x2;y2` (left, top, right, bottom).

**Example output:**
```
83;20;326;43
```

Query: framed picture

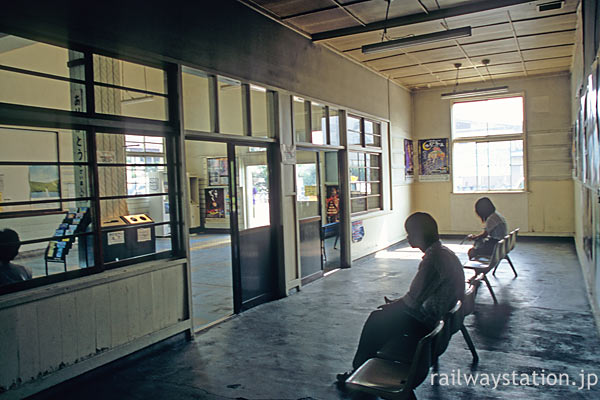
404;139;414;177
205;188;225;218
207;157;228;186
418;138;449;181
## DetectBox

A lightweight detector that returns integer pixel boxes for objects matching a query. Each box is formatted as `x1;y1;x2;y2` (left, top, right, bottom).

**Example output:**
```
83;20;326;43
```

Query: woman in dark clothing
467;197;508;260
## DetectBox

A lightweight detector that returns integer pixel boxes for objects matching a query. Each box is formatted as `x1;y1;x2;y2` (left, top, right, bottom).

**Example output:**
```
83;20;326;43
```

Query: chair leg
460;325;479;363
492;261;500;276
483;275;498;304
505;255;517;277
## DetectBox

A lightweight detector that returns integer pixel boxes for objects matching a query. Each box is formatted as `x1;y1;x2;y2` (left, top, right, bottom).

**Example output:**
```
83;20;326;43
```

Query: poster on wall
352;220;364;243
418;138;449;181
326;185;340;223
205;188;225;218
404;139;414;179
29;166;59;199
207;157;228;186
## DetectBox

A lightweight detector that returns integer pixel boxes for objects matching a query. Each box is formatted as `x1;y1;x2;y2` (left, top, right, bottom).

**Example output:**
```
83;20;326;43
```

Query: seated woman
0;228;32;286
467;197;508;260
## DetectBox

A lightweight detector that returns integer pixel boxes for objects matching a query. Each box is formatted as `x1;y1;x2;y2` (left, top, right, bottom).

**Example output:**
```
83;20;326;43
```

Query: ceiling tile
287;8;360;34
462;37;518;57
512;12;577;36
253;0;334;18
518;30;575;50
521;44;574;61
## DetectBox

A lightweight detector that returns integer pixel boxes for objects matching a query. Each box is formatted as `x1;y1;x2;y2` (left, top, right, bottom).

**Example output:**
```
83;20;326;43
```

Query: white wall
412;74;574;236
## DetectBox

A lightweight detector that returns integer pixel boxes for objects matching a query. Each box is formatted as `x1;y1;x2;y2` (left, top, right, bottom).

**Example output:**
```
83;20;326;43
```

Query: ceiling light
441;86;509;100
538;1;564;12
361;26;471;55
121;95;154;105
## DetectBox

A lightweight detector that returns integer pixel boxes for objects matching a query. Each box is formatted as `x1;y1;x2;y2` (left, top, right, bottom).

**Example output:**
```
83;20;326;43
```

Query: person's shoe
336;370;353;390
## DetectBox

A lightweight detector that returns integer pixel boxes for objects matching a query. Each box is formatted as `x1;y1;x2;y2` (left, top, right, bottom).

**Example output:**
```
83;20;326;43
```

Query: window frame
450;93;528;194
347;114;385;215
0;33;185;295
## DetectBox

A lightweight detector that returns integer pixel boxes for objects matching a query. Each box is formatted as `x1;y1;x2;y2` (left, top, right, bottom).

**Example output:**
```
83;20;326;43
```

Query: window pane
453;140;524;192
367;196;381;210
218;77;243;135
2;205;95;282
182;68;211;132
347;116;361;132
296;151;319;219
351;198;366;213
365;120;374;134
0;35;82;78
452;97;523;138
93;55;166;94
293;97;308;142
0;69;86;111
95;86;168;120
368;154;380;167
348;130;361;146
251;85;270;138
310;102;326;145
452;142;477;192
329;109;340;145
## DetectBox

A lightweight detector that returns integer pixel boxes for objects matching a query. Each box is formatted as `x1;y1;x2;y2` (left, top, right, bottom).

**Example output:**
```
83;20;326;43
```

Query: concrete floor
32;237;600;399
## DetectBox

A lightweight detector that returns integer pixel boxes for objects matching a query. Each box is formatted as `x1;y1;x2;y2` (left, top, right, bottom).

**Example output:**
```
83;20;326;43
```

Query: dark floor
31;237;600;399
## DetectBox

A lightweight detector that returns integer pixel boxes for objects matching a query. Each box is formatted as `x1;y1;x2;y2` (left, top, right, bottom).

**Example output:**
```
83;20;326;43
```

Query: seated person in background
0;228;32;286
467;197;508;260
337;212;465;385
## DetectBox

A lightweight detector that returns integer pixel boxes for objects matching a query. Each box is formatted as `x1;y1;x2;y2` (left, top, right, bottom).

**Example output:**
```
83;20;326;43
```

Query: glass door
185;140;234;330
231;145;276;311
296;150;323;283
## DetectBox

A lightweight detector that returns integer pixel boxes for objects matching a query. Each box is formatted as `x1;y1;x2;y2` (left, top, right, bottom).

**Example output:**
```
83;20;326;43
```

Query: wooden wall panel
59;294;78;365
1;260;190;394
93;285;111;352
137;272;155;336
37;297;62;375
0;307;18;390
74;288;96;359
15;302;39;382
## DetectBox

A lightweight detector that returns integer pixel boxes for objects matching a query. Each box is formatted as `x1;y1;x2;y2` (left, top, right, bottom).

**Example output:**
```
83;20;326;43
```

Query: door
296;150;322;283
230;144;277;311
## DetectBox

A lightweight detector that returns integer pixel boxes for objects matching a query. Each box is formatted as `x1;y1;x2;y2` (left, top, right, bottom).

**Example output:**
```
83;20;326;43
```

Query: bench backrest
406;320;445;389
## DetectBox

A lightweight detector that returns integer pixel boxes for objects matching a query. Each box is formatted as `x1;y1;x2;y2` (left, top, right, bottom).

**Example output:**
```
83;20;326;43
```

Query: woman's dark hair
405;212;439;245
475;197;496;221
0;228;20;264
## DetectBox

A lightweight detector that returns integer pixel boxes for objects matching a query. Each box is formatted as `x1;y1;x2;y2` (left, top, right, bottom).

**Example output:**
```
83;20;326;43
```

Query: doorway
185;140;276;329
296;149;341;284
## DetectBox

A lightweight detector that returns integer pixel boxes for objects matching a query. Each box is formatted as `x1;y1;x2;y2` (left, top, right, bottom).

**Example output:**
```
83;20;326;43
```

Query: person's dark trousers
352;301;430;370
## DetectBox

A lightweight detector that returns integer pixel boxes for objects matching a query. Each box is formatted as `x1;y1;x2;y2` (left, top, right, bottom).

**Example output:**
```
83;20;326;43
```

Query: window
452;96;525;193
347;115;384;214
293;97;340;146
0;33;180;294
182;66;274;137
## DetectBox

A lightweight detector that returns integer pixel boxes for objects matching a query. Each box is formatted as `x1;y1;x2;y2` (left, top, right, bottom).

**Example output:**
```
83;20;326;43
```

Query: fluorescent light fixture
362;26;471;55
440;86;509;100
121;95;154;105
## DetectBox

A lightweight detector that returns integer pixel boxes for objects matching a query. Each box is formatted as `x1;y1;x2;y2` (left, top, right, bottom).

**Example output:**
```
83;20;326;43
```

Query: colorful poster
326;185;340;223
205;188;225;218
352;220;364;243
418;138;449;181
29;166;59;198
404;139;414;178
207;157;228;186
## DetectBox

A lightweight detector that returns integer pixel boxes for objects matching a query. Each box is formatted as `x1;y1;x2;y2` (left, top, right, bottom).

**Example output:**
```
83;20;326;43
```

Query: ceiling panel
505;0;578;20
512;13;577;36
518;30;576;49
346;1;425;24
521;44;574;61
252;0;334;18
287;8;360;34
462;37;518;57
525;57;572;70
